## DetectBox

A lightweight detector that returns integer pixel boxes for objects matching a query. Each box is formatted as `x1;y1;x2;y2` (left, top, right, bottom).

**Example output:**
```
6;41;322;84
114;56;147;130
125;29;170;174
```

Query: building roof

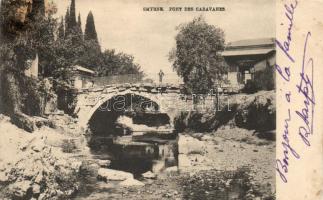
221;49;274;56
222;38;275;57
226;38;275;48
73;65;95;74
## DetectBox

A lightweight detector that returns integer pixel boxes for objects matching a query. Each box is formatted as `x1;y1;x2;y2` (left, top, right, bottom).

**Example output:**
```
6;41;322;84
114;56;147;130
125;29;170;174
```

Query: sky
53;0;275;83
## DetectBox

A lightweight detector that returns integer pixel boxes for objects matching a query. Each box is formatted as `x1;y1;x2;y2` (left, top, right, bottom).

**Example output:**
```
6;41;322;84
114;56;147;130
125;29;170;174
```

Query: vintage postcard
0;0;321;199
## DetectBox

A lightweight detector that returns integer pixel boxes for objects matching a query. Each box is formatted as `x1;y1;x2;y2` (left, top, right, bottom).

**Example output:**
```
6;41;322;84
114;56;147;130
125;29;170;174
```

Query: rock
178;135;205;155
31;141;45;152
0;172;8;182
32;183;41;194
97;168;133;181
56;110;64;115
152;160;164;173
34;172;43;184
11;113;35;133
164;192;172;198
9;180;32;198
119;178;145;187
165;166;179;173
201;135;213;141
142;171;157;179
98;182;115;189
97;160;111;167
71;161;82;172
178;154;191;168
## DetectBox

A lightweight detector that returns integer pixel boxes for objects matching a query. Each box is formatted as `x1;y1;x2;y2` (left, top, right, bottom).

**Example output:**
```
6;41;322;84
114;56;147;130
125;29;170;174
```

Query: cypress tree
69;0;77;28
64;8;70;36
77;13;82;32
77;13;83;36
71;13;83;42
84;11;98;42
58;17;65;39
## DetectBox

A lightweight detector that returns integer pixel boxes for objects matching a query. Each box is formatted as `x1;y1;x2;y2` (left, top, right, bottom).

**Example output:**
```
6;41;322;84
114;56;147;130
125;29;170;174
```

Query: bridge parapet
77;83;181;95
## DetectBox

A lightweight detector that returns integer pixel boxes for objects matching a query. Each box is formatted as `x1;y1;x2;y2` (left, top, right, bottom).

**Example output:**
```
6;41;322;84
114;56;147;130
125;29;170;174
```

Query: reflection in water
88;135;178;177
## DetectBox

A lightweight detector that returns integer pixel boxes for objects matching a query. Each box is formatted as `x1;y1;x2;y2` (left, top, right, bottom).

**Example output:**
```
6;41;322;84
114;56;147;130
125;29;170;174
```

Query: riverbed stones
71;161;82;172
9;180;32;198
0;171;8;182
119;178;145;187
165;166;179;173
97;168;134;181
178;135;205;155
97;159;111;167
142;171;157;179
32;183;41;194
34;172;43;184
31;140;45;152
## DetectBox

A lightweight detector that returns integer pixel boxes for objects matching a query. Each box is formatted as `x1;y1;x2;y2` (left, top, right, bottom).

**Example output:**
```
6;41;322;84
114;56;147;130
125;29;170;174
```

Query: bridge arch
78;89;167;129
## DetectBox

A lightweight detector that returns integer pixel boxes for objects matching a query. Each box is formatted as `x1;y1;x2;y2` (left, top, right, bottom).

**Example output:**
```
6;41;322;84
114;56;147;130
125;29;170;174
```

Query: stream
72;112;250;200
73;112;179;199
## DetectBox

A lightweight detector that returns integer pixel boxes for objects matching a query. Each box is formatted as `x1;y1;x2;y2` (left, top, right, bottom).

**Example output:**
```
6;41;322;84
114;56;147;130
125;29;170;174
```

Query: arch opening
86;93;178;177
88;93;171;137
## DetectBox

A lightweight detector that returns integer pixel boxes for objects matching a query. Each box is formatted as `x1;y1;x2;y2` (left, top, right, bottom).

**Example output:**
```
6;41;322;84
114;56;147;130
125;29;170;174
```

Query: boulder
11;113;35;133
97;168;133;181
34;172;43;184
31;140;45;152
32;183;41;194
0;172;8;182
97;160;111;167
178;135;205;155
9;180;32;198
142;171;157;179
70;161;82;172
165;166;179;173
178;154;191;168
119;178;145;187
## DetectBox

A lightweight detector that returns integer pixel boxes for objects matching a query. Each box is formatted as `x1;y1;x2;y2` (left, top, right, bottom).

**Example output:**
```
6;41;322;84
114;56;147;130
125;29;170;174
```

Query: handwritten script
275;0;315;183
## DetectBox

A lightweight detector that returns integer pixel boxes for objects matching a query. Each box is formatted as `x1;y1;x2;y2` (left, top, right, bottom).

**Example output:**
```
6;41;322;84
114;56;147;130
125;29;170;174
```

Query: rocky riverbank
0;115;86;199
174;90;275;133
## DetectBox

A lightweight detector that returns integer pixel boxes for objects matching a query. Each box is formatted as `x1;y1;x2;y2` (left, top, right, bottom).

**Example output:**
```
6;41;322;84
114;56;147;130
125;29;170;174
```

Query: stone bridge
74;83;186;129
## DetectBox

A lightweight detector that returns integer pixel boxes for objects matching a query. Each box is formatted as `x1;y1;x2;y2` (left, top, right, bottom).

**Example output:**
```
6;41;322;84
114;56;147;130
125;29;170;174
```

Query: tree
77;13;83;36
65;0;82;44
74;12;83;42
77;39;103;70
0;0;58;129
98;49;143;77
169;16;226;94
58;17;65;39
84;11;98;43
69;0;77;28
64;8;70;36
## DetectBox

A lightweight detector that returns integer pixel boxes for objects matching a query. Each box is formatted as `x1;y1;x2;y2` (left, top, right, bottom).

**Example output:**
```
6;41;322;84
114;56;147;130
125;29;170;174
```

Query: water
73;132;178;199
88;134;178;177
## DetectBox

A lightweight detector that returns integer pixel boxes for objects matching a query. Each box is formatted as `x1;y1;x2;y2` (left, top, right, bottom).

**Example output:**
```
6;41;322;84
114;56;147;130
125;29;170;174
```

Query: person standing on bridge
158;69;165;84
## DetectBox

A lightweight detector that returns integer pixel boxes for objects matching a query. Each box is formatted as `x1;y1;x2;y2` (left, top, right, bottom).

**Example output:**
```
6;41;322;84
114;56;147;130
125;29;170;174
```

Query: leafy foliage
98;49;143;76
242;61;275;94
169;16;226;94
